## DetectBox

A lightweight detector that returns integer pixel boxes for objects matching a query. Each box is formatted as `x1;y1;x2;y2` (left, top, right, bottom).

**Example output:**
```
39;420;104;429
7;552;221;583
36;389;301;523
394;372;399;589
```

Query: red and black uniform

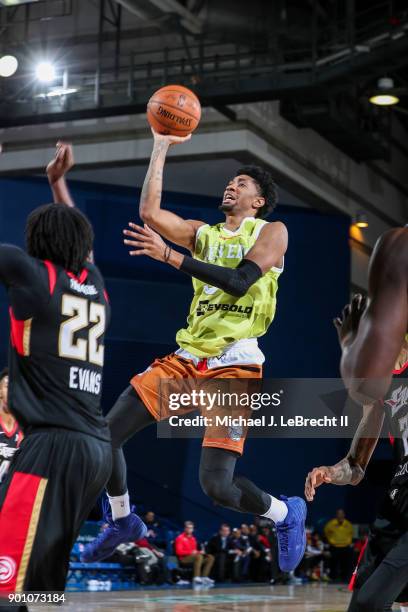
0;244;112;597
0;416;22;484
348;363;408;611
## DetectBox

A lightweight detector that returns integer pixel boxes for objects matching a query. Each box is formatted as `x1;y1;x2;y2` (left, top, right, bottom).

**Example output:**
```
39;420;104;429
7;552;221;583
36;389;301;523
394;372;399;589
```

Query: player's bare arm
139;129;204;251
335;227;408;404
305;402;384;501
123;221;287;297
46;141;75;208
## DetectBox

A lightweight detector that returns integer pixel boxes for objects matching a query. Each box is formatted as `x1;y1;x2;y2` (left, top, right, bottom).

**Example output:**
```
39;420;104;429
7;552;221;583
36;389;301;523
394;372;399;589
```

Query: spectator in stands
240;524;261;581
135;536;171;584
228;527;251;582
324;509;353;583
144;510;166;549
0;367;23;483
206;523;233;582
175;521;215;586
257;525;280;583
297;531;328;581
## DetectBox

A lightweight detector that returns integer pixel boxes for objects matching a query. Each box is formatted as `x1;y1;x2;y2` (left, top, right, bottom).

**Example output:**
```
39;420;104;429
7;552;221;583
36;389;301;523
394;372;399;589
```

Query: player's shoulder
372;227;408;271
0;243;45;274
377;226;408;248
256;220;288;240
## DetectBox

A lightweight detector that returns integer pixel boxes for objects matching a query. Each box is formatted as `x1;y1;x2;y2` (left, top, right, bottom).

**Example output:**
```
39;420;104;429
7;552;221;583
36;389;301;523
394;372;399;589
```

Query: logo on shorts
0;556;17;584
385;385;408;417
228;425;243;441
390;488;399;501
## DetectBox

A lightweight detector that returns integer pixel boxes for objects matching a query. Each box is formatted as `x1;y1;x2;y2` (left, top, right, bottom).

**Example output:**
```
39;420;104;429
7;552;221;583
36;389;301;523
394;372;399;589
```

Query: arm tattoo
140;142;168;211
329;403;383;486
328;458;365;486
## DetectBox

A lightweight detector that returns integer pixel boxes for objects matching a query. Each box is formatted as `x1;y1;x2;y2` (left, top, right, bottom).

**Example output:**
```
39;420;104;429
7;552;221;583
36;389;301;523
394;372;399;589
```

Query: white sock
262;495;288;523
108;492;130;521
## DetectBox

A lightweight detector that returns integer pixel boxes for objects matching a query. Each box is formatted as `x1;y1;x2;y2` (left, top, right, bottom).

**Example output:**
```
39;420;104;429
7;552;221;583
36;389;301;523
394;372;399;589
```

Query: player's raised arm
123;221;287;297
335;228;408;404
305;402;384;501
139;129;204;251
46;141;75;207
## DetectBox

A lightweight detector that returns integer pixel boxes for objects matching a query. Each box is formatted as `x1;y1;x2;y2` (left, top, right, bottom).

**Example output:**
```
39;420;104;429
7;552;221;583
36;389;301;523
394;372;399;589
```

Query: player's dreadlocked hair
25;203;94;275
0;368;8;383
235;165;278;219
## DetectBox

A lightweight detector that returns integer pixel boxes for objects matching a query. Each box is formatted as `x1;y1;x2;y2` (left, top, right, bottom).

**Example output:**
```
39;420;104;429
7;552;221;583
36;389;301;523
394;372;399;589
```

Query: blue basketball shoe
80;502;147;563
276;495;307;572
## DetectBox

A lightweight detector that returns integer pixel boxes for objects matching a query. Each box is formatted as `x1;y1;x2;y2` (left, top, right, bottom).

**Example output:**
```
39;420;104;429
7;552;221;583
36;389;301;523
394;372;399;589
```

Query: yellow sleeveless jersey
176;217;283;357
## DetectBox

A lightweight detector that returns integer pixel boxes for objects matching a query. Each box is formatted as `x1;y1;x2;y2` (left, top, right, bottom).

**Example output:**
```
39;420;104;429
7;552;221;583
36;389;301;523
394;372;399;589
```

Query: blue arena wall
1;176;383;533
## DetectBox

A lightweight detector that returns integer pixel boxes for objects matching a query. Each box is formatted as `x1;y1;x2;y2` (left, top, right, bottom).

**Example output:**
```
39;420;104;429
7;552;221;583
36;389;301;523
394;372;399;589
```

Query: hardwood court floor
31;583;400;612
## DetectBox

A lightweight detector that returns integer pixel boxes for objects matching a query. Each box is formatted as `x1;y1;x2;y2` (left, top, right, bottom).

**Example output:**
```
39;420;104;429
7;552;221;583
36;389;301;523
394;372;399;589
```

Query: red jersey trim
9;308;32;357
43;260;57;296
393;361;408;375
0;415;18;439
66;269;89;284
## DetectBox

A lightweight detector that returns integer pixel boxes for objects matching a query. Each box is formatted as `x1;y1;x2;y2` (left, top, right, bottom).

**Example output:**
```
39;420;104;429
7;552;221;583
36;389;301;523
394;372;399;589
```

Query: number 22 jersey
0;245;110;441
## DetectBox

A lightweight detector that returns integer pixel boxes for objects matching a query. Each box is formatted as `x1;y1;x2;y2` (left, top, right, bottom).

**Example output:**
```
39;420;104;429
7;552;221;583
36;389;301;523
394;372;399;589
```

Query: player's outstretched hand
151;127;192;146
333;293;367;348
124;223;168;261
46;141;74;184
304;466;332;502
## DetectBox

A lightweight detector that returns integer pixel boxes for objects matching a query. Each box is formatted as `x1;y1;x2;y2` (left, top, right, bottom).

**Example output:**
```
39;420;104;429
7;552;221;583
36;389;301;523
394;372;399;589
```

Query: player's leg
200;363;306;573
82;353;196;562
347;531;408;612
199;446;306;572
199;447;284;515
80;385;153;562
0;430;112;597
106;386;155;510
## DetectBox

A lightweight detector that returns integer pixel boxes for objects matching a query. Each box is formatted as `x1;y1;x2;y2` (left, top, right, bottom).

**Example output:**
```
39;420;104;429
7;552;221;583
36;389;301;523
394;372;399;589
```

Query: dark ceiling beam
0;25;407;127
114;0;202;34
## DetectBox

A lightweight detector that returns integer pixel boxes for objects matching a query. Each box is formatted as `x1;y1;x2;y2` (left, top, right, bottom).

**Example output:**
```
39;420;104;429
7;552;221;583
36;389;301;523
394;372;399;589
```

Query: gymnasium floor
29;583;382;612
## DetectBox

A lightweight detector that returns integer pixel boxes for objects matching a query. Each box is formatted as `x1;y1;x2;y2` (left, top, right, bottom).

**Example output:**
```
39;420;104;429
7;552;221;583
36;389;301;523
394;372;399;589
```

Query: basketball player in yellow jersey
82;129;306;574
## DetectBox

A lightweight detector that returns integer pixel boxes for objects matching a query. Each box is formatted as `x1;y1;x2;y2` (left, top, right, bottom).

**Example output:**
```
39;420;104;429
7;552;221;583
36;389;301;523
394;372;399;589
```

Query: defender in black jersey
305;227;408;612
0;368;22;484
0;148;115;599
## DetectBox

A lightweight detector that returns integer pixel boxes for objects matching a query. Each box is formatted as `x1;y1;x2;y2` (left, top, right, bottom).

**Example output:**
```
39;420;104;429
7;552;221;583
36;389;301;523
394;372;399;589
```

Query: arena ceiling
0;0;408;161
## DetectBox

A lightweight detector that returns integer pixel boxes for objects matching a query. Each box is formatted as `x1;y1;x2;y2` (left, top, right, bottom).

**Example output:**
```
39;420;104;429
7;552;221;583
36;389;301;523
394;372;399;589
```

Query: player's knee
199;471;232;507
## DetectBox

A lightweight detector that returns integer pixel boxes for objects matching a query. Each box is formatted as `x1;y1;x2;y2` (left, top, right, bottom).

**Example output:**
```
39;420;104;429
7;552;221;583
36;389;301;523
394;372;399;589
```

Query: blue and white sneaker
276;495;307;572
80;503;147;563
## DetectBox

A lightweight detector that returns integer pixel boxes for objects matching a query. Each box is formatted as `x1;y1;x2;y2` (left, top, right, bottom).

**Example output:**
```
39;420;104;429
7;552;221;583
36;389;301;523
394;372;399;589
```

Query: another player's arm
0;244;40;289
305;402;384;501
335;228;408;404
123;221;288;296
139;130;204;250
46;141;75;207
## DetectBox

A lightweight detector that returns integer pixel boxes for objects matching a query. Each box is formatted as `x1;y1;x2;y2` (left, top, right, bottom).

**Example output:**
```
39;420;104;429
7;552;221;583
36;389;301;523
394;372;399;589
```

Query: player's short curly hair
0;368;8;383
235;165;278;219
26;204;94;275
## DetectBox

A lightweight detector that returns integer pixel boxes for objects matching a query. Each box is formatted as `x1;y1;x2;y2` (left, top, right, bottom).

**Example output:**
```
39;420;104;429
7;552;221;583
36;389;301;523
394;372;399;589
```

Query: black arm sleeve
179;256;262;297
0;244;37;288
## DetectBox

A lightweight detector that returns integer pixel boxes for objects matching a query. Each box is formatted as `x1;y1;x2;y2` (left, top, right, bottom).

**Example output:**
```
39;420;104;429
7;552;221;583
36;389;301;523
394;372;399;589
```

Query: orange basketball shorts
130;352;262;455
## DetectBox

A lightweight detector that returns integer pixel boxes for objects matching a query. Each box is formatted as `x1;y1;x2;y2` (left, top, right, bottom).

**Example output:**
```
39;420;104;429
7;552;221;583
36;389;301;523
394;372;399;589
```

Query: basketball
147;85;201;137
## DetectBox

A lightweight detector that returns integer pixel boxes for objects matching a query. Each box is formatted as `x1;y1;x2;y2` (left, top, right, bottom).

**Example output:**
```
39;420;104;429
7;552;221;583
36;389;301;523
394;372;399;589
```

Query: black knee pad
199;468;238;508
